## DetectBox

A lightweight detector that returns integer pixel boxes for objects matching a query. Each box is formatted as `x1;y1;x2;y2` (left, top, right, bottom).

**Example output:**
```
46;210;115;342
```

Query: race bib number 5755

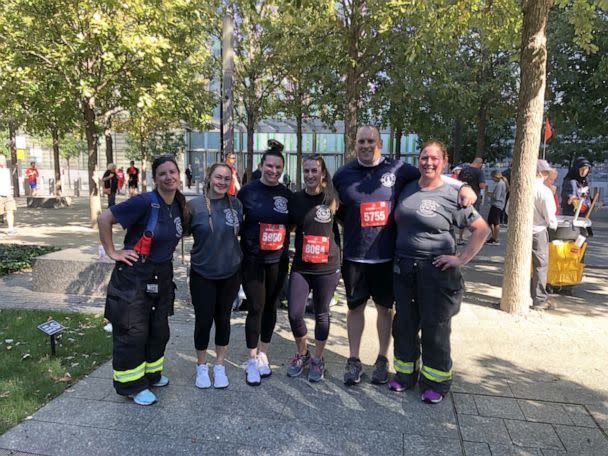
360;201;389;227
259;223;286;250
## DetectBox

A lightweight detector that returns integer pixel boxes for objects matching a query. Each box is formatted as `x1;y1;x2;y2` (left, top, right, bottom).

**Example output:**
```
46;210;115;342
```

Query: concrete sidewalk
1;198;607;455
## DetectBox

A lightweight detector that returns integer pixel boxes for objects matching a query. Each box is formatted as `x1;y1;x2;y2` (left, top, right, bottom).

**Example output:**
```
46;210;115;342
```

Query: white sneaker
195;363;211;389
245;358;261;386
213;364;229;389
256;352;272;378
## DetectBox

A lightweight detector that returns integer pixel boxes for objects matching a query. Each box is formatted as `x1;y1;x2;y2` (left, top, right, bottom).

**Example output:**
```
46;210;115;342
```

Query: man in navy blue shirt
334;126;475;387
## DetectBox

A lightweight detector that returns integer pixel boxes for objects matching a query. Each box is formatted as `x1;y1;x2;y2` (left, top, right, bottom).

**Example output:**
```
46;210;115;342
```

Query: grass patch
0;244;60;276
0;309;112;434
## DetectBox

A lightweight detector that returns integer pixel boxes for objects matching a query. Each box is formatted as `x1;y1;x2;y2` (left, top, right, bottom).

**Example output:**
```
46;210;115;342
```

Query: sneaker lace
291;353;303;366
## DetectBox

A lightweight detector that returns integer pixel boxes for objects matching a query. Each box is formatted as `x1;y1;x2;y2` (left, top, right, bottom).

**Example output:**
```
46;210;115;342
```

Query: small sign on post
37;320;66;356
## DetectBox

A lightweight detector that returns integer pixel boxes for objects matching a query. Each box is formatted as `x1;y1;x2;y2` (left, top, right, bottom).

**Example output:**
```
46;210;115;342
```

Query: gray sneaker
371;355;389;385
308;356;325;383
287;351;310;377
343;357;362;386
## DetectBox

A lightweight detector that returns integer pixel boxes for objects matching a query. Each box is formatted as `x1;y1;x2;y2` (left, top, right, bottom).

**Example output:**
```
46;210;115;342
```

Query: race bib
259;223;286;251
360;201;389;227
302;235;330;263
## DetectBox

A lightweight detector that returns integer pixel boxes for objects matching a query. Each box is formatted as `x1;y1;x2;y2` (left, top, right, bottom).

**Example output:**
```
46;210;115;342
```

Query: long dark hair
151;155;191;235
303;154;339;214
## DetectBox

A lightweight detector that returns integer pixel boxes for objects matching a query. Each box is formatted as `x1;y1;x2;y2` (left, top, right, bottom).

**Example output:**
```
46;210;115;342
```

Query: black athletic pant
288;270;340;341
189;270;240;350
242;255;289;349
392;257;463;394
105;259;174;396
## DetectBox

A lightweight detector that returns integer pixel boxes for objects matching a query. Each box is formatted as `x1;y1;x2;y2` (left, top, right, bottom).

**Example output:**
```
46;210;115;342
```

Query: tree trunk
343;1;362;162
139;129;148;192
475;102;488;158
246;114;255;180
344;71;359;162
452;117;463;164
51;125;62;196
388;127;394;159
82;99;102;227
105;121;113;166
296;105;303;191
500;0;551;314
394;128;402;161
8;122;19;197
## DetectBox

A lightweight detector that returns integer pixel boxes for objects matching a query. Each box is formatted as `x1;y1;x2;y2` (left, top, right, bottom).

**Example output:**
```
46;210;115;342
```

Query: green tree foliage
272;0;338;188
545;6;608;166
0;0;216;223
232;0;284;177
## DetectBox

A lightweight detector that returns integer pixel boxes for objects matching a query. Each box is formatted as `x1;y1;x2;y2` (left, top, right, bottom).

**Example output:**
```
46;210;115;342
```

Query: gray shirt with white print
188;196;243;279
394;181;481;258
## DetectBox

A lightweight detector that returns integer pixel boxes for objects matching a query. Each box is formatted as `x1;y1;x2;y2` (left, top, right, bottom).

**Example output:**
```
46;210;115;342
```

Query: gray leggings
287;270;340;341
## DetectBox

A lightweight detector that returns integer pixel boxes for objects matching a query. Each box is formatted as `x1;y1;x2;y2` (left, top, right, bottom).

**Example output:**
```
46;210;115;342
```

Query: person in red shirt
25;162;39;196
127;161;140;196
224;153;241;196
116;167;125;194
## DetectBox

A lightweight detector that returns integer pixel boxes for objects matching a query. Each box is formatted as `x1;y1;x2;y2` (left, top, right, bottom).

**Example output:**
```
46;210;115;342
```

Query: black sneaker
343;357;363;386
371;355;389;385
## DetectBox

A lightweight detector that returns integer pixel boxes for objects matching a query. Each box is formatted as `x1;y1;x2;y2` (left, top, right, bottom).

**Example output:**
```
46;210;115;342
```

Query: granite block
458;415;512;445
553;424;608;455
453;392;479;415
504;420;563;450
474;396;525;420
517;400;572;425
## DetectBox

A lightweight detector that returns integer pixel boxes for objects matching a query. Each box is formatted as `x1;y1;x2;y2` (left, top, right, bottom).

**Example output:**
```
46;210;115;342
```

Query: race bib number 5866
259;223;286;250
360;201;389;227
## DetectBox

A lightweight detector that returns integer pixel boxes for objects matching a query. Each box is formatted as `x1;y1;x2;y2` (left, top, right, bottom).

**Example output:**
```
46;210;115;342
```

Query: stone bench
32;246;114;296
27;196;72;208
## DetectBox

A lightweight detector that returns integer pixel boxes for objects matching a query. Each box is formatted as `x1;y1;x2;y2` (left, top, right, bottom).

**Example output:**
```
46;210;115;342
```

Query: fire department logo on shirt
174;217;183;237
224;208;239;227
381;173;396;187
416;200;440;218
273;196;288;214
314;205;332;223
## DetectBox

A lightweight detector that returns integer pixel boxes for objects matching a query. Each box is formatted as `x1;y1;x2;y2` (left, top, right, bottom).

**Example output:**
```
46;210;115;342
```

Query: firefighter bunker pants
392;256;463;394
105;259;175;396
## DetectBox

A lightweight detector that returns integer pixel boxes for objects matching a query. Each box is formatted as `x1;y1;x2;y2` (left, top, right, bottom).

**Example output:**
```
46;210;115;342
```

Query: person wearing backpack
98;156;190;406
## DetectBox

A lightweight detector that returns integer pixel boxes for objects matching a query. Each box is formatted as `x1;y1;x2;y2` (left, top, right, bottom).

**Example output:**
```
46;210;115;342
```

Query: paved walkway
1;197;608;455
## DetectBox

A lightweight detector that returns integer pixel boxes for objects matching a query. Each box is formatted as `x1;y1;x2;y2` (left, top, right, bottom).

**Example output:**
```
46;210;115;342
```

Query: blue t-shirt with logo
110;191;183;263
237;179;293;264
333;159;420;261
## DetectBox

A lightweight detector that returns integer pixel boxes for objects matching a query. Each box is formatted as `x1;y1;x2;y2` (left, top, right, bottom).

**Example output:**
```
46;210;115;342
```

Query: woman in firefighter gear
98;155;190;406
389;141;489;403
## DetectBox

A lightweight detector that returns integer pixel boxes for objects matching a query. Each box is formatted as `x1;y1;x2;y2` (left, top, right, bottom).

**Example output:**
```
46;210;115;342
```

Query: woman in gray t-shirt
390;140;489;404
187;163;243;390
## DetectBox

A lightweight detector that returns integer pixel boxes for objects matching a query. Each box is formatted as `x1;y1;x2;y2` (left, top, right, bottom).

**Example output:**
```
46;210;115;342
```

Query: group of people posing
98;125;488;407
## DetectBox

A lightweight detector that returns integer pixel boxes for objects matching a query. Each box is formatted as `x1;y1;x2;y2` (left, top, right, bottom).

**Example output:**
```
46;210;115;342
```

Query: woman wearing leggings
286;155;341;382
238;140;293;386
188;163;243;389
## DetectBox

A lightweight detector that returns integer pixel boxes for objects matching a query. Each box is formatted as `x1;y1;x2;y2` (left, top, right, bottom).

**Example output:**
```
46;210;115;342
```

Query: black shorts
341;260;394;310
487;205;503;226
128;179;138;188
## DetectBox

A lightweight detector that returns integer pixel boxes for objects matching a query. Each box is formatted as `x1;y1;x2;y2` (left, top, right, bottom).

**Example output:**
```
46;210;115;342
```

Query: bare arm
97;209;139;266
433;217;490;270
